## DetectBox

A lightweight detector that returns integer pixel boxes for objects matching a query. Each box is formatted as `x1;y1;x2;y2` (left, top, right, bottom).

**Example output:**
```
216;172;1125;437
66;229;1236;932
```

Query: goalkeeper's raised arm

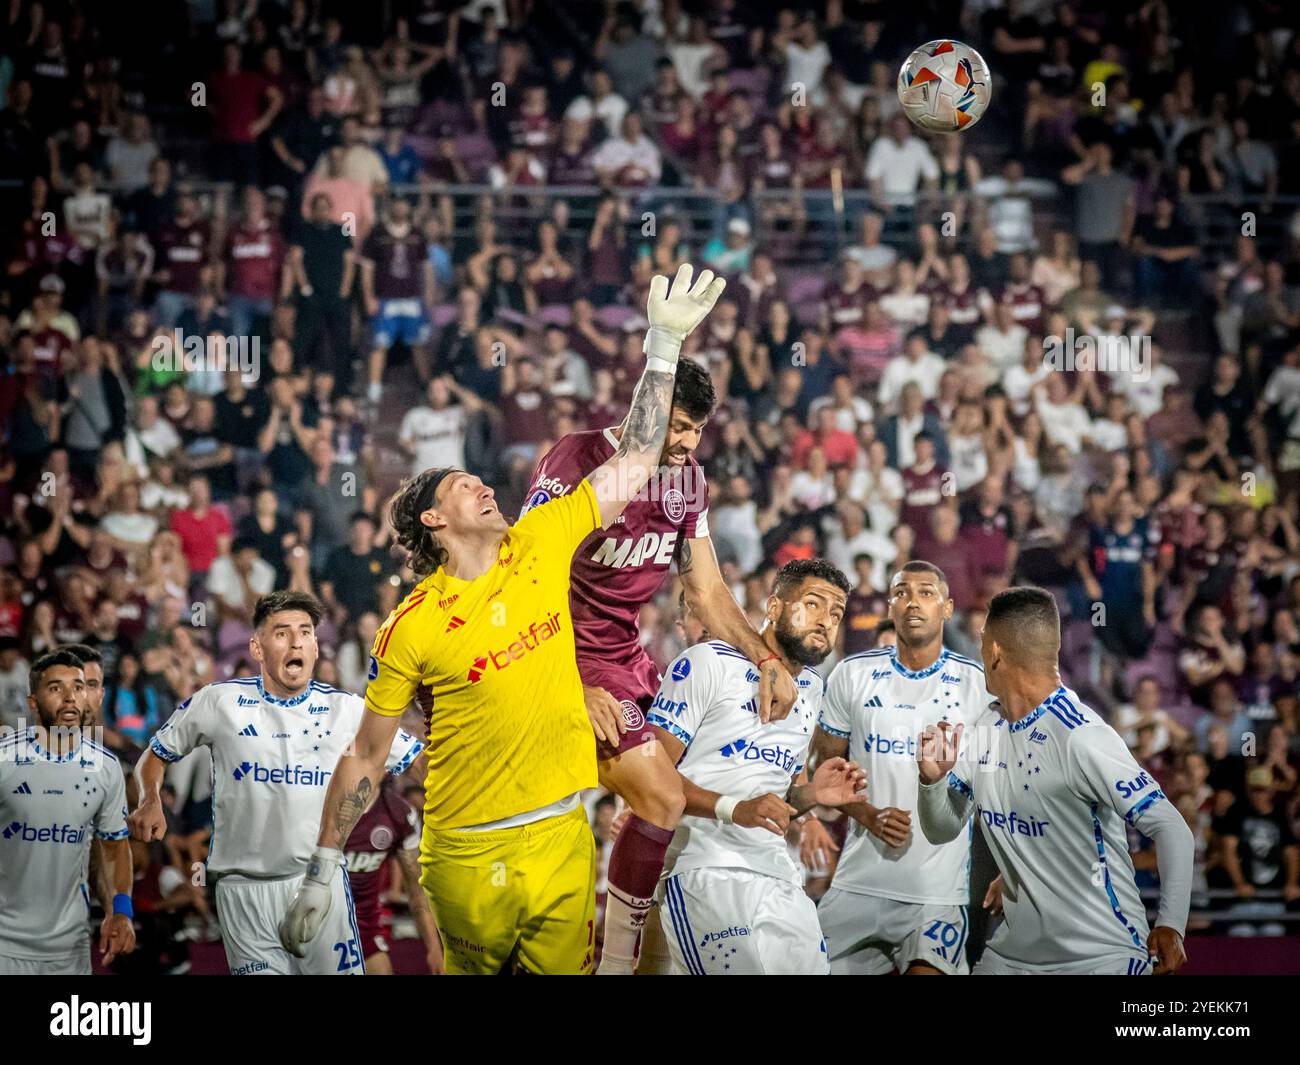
588;262;725;527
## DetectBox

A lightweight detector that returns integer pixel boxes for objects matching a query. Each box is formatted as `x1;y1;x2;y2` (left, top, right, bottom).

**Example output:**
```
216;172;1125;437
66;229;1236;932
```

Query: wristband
755;653;781;670
112;893;134;919
642;326;683;366
714;795;740;824
306;847;343;884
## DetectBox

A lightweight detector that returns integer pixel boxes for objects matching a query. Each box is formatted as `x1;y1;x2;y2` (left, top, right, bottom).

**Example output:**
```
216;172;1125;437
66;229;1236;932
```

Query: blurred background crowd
1;0;1298;970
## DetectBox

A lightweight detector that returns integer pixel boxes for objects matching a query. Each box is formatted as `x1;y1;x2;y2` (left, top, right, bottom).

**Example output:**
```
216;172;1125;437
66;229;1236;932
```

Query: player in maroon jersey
342;777;443;975
521;357;798;973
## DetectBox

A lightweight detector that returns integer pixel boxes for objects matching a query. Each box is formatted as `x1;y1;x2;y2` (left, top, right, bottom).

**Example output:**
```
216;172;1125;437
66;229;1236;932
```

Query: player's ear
942;595;954;621
248;634;262;664
420;506;445;533
764;593;782;627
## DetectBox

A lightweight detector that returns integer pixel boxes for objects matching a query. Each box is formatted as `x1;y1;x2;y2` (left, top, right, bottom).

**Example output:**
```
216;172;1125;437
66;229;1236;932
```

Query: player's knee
633;775;685;829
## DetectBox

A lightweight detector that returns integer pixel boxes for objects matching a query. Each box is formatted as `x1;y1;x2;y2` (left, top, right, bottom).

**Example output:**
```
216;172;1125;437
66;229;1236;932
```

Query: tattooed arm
314;710;397;850
589;264;726;528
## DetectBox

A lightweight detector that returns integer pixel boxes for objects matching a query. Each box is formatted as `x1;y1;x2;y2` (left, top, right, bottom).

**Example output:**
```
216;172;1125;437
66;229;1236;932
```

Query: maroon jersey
522;429;710;669
343;782;420;929
999;280;1045;331
361;224;426;300
822;281;875;328
900;461;946;534
941;283;983;332
224;219;285;300
155;219;209;294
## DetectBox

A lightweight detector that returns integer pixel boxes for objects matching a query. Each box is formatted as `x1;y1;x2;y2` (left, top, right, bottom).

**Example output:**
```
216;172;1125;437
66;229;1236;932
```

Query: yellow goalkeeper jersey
366;480;602;830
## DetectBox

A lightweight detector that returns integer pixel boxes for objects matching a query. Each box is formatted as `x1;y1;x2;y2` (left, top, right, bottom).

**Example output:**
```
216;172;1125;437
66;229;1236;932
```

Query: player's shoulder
942;650;986;677
831;647;896;682
536;429;610;478
375;583;436;654
198;676;260;710
1039;686;1097;734
310;679;363;709
666;640;747;682
80;736;123;769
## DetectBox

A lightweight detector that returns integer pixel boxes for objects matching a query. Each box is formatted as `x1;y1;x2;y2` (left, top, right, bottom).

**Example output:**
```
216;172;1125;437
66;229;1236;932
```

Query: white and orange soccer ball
896;39;992;133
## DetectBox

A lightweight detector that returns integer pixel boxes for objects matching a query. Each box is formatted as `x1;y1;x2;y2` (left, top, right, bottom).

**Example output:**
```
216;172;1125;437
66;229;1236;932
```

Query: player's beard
774;615;832;668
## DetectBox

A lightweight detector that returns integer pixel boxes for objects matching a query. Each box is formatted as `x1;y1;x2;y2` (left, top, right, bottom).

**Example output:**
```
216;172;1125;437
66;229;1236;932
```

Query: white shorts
0;944;91;975
818;888;970;975
659;867;829;975
215;869;364;976
975;947;1153;976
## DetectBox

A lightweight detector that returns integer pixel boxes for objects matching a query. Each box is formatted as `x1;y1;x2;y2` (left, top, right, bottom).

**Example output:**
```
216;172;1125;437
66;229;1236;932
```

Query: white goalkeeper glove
643;262;727;372
278;847;342;958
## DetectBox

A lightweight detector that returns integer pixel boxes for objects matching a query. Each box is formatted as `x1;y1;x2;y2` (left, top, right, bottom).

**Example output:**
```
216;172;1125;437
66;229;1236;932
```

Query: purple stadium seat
596;305;642;331
429;304;458;328
537;304;572;327
785;271;826;310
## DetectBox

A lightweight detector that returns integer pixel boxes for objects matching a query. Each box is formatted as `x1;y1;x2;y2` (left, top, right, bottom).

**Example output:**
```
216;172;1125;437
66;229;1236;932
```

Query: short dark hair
874;618;896;644
389;468;459;577
898;559;949;588
672;357;716;422
985;586;1060;668
61;643;102;667
772;558;851;600
252;591;324;630
29;649;86;693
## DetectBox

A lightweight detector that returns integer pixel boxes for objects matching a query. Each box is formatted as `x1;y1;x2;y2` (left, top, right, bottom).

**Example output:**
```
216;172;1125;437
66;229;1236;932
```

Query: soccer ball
896;40;992;133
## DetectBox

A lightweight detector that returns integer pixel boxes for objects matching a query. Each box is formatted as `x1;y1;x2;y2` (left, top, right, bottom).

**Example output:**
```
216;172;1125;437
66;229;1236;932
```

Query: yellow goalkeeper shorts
419;805;597;975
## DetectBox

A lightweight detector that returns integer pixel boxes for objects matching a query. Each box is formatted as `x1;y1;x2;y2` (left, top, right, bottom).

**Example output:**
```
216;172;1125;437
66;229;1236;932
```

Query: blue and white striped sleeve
646;646;717;751
150;687;213;762
815;662;854;741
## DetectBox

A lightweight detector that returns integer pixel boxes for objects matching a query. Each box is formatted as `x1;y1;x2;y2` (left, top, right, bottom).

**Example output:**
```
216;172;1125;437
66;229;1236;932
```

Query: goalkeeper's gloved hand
643;262;727;372
278;847;342;958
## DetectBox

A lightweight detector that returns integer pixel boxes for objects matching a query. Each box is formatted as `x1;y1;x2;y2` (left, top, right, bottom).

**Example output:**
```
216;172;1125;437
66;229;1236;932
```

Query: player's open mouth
479;504;497;516
284;656;305;671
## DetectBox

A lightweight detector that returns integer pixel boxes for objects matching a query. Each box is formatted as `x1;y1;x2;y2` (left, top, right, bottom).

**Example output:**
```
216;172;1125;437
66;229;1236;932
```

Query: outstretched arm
1132;800;1193;974
589;264;725;527
679;535;798;722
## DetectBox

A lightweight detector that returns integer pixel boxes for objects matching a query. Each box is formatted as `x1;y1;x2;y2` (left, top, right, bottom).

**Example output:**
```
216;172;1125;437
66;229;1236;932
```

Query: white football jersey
950;685;1157;966
150;676;423;879
647;640;823;884
0;729;128;959
818;646;989;905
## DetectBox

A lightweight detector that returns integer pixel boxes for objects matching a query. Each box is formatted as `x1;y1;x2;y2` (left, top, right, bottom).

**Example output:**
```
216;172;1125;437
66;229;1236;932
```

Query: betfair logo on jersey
699;926;750;944
466;612;564;683
2;820;87;843
590;530;679;569
231;761;331;786
652;693;688;718
979;808;1050;837
1115;771;1154;799
863;732;918;756
718;738;798;772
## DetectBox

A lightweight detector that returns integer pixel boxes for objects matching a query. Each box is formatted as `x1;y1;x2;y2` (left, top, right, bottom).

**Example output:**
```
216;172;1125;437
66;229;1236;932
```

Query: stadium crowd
1;0;1299;968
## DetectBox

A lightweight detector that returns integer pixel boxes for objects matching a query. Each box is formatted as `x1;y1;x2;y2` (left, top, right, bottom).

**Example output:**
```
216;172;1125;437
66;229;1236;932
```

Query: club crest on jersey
671;657;691;681
369;825;394;850
521;489;551;514
368;656;379;682
620;700;645;729
662;487;686;522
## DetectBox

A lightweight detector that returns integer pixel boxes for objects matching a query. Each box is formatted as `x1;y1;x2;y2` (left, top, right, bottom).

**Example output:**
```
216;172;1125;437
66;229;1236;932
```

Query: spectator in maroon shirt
899;431;948;534
913;504;981;613
500;357;551;485
208;41;284;186
168;474;232;584
959;475;1015;581
1179;602;1248;708
151;193;210;327
221;186;286;339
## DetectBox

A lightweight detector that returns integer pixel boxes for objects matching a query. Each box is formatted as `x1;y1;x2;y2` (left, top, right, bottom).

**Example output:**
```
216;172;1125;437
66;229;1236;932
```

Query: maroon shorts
357;916;389;961
579;653;662;761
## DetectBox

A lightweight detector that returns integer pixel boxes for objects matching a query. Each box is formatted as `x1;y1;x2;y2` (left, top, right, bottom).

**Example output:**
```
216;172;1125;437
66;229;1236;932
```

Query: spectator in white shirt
1033;373;1094;453
845;211;898;285
879;259;930;327
865;115;939;207
667;16;724;99
566;69;629;140
790;447;837;509
780;15;833;97
711;476;764;575
398;376;481;475
207;538;276;622
63;163;113;251
808;372;874;433
878;334;946;409
973;158;1056;254
592;112;662;187
975;301;1030;375
824;499;897;591
1004;336;1052;417
1109;339;1178;419
125;395;182;476
848;438;905;538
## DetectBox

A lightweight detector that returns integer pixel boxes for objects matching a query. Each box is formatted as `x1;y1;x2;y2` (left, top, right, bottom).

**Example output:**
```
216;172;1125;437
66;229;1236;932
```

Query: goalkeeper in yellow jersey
280;265;727;974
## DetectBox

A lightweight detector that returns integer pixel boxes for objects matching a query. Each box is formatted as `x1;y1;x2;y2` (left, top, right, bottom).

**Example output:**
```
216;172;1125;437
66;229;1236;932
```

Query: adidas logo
12;782;31;795
445;616;466;633
238;724;258;737
740;698;757;715
864;695;884;708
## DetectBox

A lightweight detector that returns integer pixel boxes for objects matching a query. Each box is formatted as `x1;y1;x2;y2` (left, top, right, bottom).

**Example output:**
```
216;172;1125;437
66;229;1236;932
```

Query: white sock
597;889;652;975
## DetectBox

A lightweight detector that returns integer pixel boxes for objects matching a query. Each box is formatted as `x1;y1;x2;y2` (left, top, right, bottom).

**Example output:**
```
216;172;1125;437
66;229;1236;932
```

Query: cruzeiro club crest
662;487;686;523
